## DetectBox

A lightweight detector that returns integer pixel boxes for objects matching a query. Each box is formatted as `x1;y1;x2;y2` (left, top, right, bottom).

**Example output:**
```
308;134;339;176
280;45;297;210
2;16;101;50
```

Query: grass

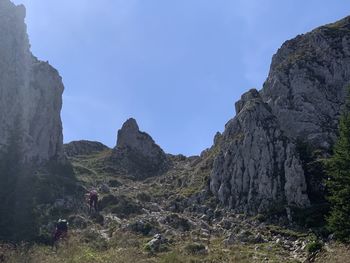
314;242;350;263
266;225;307;240
2;233;153;263
1;230;307;263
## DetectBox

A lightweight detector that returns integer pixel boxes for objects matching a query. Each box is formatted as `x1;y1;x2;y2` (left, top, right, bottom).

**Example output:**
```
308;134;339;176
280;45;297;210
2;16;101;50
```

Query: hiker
88;189;99;213
52;219;68;248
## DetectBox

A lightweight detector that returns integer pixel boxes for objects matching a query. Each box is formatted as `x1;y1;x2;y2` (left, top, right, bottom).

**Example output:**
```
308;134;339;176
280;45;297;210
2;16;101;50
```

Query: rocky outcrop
209;16;350;214
64;140;109;157
210;90;310;214
110;118;169;179
261;16;350;150
0;0;64;163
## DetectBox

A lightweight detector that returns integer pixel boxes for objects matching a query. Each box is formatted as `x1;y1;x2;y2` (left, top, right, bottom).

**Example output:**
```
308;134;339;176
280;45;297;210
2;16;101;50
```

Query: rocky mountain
109;118;170;179
210;89;310;214
64;140;109;157
0;0;64;163
209;16;350;214
2;11;350;261
261;16;350;150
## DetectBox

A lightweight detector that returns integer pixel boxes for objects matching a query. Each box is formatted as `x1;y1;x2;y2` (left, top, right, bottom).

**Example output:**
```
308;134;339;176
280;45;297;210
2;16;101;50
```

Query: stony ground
1;150;348;263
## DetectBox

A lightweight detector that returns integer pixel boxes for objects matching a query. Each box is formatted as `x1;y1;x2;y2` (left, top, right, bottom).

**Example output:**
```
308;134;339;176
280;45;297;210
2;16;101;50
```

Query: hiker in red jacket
88;189;99;213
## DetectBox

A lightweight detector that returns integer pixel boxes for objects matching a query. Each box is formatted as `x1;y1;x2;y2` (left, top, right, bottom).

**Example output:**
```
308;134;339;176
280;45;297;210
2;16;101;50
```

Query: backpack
57;219;68;232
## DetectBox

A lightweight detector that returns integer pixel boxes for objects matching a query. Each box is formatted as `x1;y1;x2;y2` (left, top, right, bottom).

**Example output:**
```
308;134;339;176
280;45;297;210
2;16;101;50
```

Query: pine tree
326;87;350;242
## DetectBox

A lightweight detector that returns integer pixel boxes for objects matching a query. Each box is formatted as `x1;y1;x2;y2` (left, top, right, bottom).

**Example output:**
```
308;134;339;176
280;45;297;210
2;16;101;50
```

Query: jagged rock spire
111;118;169;179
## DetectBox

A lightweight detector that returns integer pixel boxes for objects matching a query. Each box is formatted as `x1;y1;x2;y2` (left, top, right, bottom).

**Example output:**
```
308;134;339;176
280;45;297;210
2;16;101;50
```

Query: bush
81;229;108;251
164;214;191;231
136;192;151;202
128;220;158;236
292;204;330;228
109;179;121;187
184;242;207;255
306;240;323;253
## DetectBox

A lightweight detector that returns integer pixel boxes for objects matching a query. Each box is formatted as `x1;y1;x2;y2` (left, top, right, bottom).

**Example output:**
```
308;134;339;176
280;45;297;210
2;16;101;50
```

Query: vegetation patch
306;240;323;254
184;242;207;255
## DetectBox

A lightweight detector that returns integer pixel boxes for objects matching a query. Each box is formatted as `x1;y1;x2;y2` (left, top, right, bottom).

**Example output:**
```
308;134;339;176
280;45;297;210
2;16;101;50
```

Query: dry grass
314;242;350;263
1;235;155;263
1;231;303;263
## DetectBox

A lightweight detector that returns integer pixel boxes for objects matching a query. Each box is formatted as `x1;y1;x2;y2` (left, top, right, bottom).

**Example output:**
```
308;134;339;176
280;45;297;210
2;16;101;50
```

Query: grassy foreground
1;231;303;263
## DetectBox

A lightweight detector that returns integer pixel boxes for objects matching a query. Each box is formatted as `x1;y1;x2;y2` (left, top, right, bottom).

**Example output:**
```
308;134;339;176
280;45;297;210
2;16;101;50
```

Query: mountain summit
110;118;169;179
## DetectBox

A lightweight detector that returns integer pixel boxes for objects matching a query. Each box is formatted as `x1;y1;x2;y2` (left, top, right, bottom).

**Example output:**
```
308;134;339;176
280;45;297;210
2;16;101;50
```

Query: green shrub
128;220;158;236
306;241;323;253
184;242;206;255
136;192;151;202
292;204;330;229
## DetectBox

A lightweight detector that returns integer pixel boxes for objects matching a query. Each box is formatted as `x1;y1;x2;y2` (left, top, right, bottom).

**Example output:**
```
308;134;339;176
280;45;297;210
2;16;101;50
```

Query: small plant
254;214;267;222
184;242;207;255
136;192;151;202
306;241;323;254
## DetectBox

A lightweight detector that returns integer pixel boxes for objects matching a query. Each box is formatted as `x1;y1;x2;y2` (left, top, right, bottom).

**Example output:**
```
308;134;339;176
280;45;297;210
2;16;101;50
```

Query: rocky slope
209;16;350;214
64;140;109;157
0;0;64;163
47;147;315;263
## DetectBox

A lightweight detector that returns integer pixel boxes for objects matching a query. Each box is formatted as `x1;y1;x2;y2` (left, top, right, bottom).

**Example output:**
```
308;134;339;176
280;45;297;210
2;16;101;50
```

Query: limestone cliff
210;16;350;213
210;90;310;214
0;0;64;163
261;16;350;150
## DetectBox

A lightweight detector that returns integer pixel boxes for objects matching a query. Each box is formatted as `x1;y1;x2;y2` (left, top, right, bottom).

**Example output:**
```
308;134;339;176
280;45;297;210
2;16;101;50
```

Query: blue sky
12;0;350;156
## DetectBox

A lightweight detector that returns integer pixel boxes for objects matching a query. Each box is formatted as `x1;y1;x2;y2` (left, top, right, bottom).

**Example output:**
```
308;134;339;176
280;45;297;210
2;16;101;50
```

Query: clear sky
12;0;350;156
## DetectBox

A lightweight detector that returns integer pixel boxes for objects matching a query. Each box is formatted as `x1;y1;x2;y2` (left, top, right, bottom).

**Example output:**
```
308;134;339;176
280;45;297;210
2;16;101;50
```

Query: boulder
145;234;168;253
99;183;110;193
